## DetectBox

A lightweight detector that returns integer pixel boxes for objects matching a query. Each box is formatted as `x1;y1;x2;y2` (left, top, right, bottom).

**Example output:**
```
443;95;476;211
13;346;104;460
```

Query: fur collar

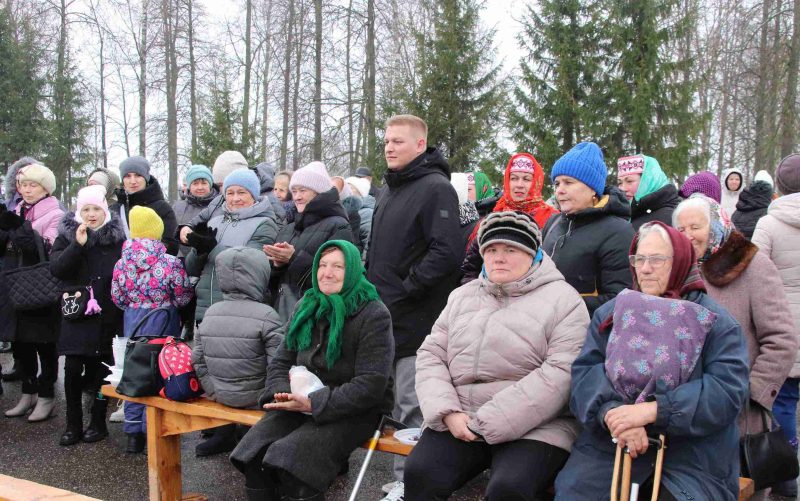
58;212;126;248
701;230;757;287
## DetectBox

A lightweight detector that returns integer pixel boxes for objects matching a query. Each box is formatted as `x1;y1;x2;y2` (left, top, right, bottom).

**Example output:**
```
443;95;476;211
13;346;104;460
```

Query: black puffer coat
630;184;681;231
50;215;126;356
542;186;634;317
732;181;773;240
365;147;463;359
111;177;179;255
271;188;353;321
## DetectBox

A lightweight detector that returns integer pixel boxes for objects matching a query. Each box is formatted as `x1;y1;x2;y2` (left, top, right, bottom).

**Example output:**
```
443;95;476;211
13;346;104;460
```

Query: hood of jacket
384;147;451;189
567;185;631;223
702;230;758;287
4;156;38;204
361;194;376;210
216;247;271;302
722;168;745;196
58;213;126;247
735;181;773;212
341;195;364;213
767;193;800;229
120;238;167;271
295;187;348;231
254;162;276;194
478;252;566;297
114;177;168;208
184;185;220;208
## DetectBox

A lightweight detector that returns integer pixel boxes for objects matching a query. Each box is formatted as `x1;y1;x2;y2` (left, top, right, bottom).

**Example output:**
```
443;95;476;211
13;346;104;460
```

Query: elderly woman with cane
230;240;394;501
555;222;749;501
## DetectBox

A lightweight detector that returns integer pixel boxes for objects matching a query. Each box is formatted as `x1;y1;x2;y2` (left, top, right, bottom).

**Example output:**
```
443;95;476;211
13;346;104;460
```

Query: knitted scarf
284;240;381;368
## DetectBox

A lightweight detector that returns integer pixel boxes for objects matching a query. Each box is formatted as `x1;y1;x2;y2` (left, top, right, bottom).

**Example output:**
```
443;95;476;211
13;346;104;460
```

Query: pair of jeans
774;377;800;448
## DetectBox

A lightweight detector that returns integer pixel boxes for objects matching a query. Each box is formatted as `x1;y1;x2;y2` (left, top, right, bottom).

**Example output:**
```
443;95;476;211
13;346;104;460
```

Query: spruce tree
194;80;242;167
403;0;502;172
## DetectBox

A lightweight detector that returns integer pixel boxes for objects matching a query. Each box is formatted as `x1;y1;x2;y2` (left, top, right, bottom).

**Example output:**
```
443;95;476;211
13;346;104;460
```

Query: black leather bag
116;308;173;397
4;233;62;310
740;401;799;490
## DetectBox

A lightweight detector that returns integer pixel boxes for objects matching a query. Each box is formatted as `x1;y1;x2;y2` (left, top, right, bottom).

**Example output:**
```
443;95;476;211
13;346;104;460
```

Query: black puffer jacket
542;186;634;317
111;177;179;255
732;181;773;240
630;184;681;231
271;188;353;320
366;147;463;359
50;215;126;356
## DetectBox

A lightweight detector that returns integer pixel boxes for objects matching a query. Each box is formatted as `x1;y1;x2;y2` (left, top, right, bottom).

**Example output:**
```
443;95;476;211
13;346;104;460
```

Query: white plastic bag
289;366;325;397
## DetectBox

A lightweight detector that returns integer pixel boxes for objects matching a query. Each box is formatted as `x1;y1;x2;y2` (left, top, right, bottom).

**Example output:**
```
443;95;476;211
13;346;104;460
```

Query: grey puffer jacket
185;197;278;322
192;247;284;408
358;195;375;253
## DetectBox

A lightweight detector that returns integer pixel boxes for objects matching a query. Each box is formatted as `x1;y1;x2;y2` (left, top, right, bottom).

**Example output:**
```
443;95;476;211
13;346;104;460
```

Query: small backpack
158;336;203;401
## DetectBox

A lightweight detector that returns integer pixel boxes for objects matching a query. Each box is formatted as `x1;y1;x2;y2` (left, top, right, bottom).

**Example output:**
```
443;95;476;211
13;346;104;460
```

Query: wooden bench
0;474;103;501
100;385;410;500
101;386;756;501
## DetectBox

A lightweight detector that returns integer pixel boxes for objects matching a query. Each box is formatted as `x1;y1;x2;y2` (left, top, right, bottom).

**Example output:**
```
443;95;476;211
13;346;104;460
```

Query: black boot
195;424;237;457
245;487;282;501
126;432;146;453
280;470;325;501
82;397;108;443
60;391;83;446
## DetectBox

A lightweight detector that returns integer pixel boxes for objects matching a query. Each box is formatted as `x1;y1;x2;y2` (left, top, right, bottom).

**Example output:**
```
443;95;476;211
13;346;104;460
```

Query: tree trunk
345;0;354;172
279;0;294;170
242;0;253;157
292;0;304;170
781;0;800;157
754;0;773;173
260;0;274;161
163;0;179;200
765;0;784;172
97;14;107;170
365;0;376;170
139;0;148;157
187;0;198;162
313;0;322;159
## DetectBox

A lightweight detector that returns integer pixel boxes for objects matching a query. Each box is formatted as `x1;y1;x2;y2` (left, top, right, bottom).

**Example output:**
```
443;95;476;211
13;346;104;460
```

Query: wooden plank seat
0;474;103;501
100;385;755;501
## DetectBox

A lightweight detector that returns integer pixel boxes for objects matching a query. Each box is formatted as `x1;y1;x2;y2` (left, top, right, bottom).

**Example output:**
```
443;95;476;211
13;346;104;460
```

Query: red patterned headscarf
493;152;558;229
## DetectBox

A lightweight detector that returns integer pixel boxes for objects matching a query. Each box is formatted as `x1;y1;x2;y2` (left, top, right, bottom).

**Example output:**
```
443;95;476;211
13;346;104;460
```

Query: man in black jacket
366;115;463;499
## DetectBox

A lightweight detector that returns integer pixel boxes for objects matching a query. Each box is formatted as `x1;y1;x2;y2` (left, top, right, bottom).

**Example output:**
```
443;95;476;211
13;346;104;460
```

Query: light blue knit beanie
185;164;213;186
223;168;261;201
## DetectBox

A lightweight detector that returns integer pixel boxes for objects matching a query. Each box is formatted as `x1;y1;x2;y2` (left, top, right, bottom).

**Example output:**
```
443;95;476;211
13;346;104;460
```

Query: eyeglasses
628;254;673;269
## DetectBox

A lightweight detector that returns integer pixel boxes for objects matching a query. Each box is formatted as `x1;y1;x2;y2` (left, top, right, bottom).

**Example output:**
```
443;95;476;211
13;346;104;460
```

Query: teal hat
185;164;213;186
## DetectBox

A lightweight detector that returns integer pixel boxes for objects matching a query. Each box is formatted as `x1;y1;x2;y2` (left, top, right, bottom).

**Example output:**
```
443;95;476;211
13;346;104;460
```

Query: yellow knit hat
129;206;164;240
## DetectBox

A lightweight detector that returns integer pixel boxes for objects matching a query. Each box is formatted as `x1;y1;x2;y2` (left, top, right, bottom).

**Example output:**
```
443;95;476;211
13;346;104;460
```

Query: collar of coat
58;212;126;248
700;230;758;287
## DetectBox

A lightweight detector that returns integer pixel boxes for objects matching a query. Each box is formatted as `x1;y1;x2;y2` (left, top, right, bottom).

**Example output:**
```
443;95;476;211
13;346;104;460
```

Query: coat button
772;389;778;396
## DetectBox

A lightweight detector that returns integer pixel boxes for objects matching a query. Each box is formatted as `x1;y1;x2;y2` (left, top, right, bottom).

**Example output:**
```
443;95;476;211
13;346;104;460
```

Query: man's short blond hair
385;114;428;141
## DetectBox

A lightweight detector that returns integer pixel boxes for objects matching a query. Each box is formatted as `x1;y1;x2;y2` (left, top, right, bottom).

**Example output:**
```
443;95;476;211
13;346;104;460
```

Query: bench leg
146;406;182;501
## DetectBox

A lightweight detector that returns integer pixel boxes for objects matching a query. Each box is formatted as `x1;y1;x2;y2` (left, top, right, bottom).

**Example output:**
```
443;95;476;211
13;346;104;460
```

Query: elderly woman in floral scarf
230;240;393;501
555;221;749;501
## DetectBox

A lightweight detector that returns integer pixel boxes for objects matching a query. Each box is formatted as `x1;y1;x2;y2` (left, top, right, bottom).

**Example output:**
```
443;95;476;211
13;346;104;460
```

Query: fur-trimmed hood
57;212;126;248
701;230;758;287
4;156;39;204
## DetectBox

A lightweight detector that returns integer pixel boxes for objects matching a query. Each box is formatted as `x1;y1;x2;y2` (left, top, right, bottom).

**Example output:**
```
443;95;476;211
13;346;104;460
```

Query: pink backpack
158;336;202;401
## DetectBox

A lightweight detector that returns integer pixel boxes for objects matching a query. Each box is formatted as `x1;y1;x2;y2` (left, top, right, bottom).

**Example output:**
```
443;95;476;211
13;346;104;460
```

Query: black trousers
404;428;570;501
64;354;112;426
243;445;321;498
15;341;58;398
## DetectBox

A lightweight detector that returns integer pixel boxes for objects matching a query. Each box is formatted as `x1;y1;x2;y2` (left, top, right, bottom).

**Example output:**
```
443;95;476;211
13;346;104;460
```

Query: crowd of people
0;112;800;501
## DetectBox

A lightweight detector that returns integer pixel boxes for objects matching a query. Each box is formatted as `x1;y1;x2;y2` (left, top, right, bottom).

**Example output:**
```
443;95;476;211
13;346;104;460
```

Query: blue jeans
773;377;799;449
123;401;147;435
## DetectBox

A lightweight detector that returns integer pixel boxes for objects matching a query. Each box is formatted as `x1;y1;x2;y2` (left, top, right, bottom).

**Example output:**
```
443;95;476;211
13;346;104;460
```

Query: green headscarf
472;171;496;201
284;240;381;368
634;155;670;201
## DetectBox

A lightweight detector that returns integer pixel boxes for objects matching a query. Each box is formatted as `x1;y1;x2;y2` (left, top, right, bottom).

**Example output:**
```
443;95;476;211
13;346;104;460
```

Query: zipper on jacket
469;287;503;409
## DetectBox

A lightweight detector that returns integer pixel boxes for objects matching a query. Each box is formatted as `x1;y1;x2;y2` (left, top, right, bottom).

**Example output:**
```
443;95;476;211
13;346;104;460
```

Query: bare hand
263;392;312;413
605;402;657;437
616;427;650;459
180;226;193;244
76;223;88;246
264;242;295;264
443;412;478;442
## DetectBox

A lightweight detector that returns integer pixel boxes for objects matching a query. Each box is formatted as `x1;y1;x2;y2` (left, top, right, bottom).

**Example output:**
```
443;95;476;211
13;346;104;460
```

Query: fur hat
129;206;164;240
18;163;56;195
290;161;332;194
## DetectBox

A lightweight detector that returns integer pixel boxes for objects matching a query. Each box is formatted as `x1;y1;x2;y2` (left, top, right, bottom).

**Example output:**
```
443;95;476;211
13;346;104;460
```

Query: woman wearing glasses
674;195;796;501
555;221;749;500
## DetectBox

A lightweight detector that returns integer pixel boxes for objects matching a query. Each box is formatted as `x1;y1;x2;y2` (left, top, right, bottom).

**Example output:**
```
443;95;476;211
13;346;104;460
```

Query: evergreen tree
403;0;502;172
194;79;242;167
0;10;45;170
509;0;603;171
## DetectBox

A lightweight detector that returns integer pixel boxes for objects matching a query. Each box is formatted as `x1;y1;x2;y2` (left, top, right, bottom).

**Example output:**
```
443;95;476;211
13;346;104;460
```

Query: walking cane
610;434;666;501
348;416;407;501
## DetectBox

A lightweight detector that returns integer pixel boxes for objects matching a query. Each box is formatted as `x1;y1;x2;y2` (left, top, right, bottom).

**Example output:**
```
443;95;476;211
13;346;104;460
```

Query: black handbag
4;232;62;310
116;308;173;397
60;286;90;321
740;400;799;490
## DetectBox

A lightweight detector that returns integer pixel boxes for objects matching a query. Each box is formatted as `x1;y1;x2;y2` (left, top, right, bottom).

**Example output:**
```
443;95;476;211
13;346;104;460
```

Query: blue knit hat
185;164;213;187
223;168;261;201
550;142;608;196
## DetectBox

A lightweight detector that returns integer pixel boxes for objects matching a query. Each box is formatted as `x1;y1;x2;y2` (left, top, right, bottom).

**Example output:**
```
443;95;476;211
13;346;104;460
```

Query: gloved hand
9;221;37;255
186;224;217;254
0;210;24;231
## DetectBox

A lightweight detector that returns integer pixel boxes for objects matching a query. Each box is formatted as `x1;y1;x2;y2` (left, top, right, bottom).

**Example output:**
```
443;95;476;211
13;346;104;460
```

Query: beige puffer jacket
415;254;590;451
752;193;800;377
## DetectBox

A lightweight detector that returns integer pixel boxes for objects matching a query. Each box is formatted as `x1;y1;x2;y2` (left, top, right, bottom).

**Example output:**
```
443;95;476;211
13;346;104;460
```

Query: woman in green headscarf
617;154;682;230
231;240;394;501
